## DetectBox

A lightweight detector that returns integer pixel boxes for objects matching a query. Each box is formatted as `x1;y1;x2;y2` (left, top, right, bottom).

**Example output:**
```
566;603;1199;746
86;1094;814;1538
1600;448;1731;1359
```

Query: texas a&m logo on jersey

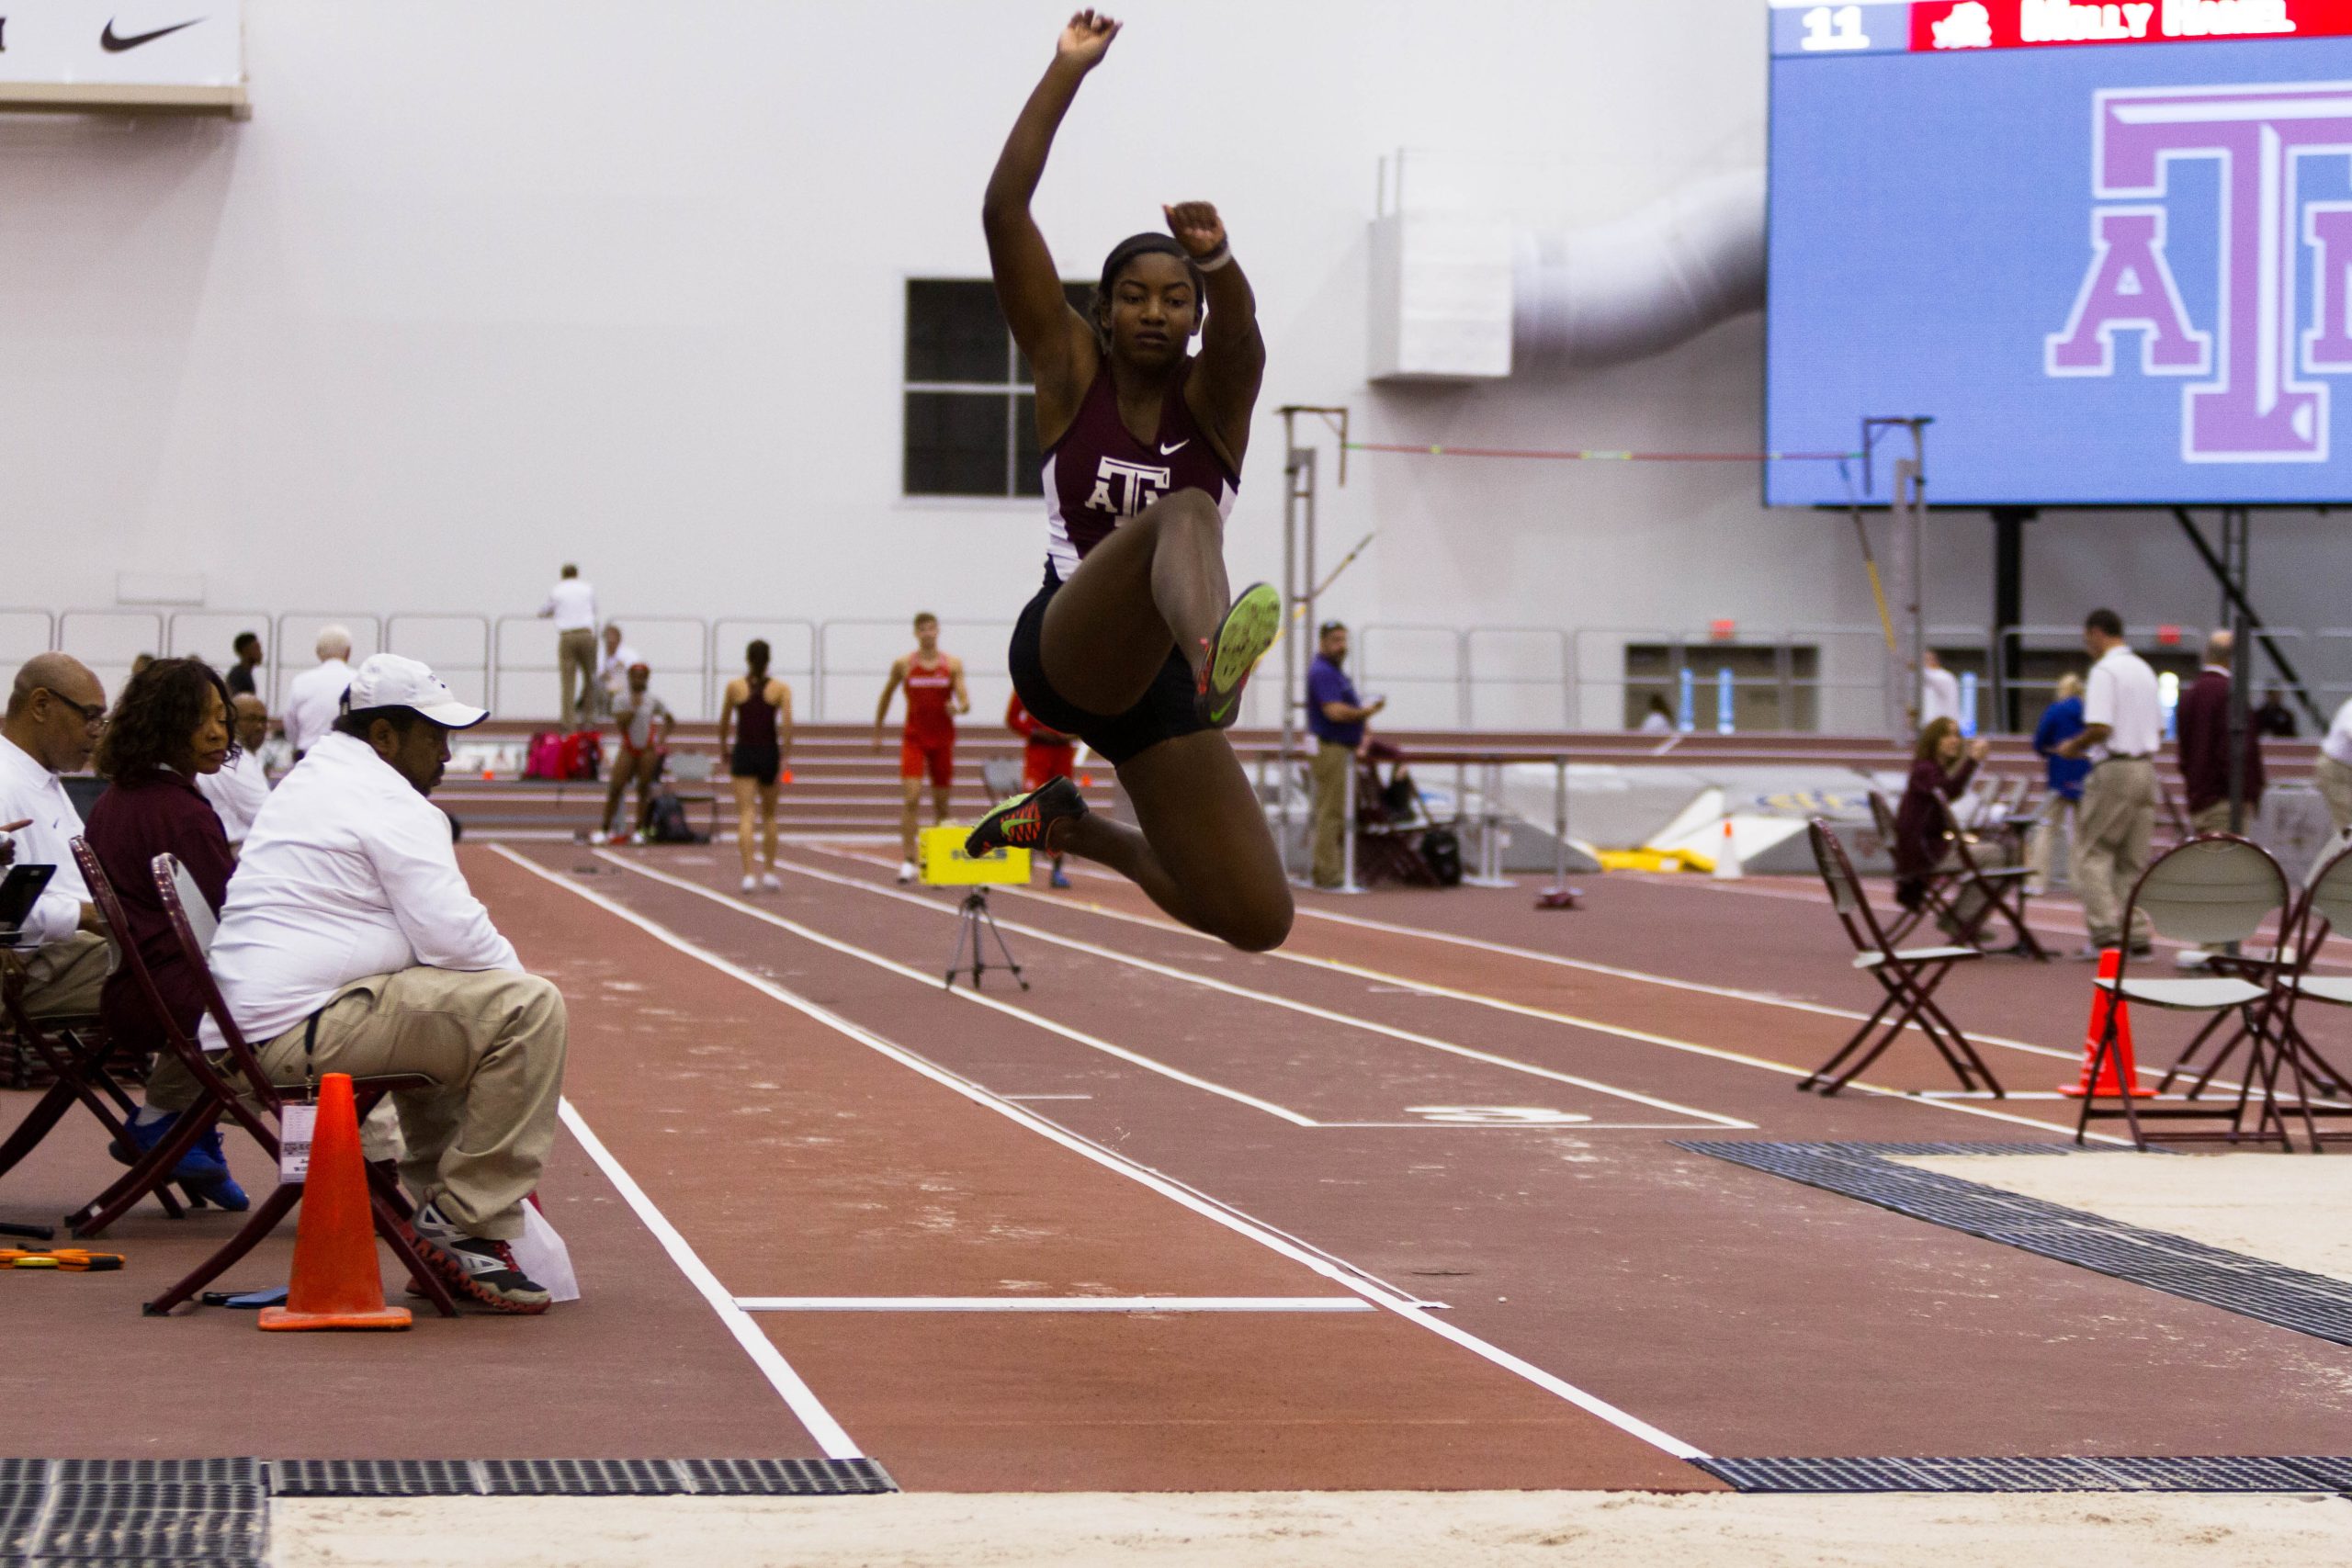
1086;457;1172;516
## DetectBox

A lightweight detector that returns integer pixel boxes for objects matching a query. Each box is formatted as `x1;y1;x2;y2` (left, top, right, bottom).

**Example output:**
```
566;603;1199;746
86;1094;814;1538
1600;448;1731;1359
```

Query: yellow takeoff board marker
919;826;1030;886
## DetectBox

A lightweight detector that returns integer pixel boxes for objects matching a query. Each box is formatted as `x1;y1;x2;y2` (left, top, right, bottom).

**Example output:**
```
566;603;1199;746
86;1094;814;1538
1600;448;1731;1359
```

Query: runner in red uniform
1006;694;1077;888
965;11;1291;953
874;611;968;882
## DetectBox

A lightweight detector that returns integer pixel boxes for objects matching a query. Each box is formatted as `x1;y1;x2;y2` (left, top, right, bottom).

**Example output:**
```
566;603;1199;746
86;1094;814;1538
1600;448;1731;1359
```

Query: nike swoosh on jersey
1159;440;1190;456
101;17;203;51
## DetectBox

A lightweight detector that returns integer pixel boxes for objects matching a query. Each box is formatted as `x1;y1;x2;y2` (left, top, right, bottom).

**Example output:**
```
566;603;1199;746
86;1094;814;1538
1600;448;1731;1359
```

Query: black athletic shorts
729;741;780;786
1007;566;1209;767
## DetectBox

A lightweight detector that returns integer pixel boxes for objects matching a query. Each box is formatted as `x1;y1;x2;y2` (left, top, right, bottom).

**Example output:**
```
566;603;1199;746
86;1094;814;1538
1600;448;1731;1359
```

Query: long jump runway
468;842;2352;1485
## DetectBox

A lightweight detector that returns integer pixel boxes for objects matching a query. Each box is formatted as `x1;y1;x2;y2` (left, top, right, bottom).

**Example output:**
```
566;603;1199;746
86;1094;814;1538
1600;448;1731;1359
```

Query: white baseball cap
339;653;489;729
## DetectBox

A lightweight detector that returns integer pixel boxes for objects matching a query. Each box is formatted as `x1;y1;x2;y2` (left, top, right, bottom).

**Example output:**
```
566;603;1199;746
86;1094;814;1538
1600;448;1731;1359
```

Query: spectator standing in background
595;623;642;722
199;693;274;849
2058;609;2162;959
0;655;111;1028
2317;694;2352;844
281;625;354;761
596;664;673;844
2254;686;2299;739
1919;649;1962;729
2174;630;2265;837
537;562;599;731
1637;694;1674;734
2027;672;2089;897
225;631;265;699
1306;621;1384;892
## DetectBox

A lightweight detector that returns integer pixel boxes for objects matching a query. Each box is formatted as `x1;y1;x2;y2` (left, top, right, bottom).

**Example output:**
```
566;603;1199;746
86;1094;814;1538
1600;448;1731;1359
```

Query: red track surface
7;845;2350;1486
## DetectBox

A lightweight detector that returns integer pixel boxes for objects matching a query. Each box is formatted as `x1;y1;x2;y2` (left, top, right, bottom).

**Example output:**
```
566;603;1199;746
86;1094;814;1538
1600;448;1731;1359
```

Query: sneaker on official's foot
760;872;781;891
967;774;1087;858
408;1198;550;1314
109;1110;249;1213
741;874;758;893
897;859;918;885
1194;582;1282;729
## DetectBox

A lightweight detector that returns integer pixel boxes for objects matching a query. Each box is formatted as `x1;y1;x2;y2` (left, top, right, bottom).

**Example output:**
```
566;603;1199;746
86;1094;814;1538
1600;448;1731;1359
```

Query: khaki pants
2189;800;2235;837
17;931;108;1023
557;627;599;729
2026;794;2075;895
2318;754;2352;838
151;967;565;1240
2072;757;2157;950
1309;742;1353;888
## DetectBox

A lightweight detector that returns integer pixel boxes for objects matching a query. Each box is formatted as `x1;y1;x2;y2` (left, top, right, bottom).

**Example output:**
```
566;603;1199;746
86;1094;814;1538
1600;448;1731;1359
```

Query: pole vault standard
1278;405;1351;889
1859;416;1934;746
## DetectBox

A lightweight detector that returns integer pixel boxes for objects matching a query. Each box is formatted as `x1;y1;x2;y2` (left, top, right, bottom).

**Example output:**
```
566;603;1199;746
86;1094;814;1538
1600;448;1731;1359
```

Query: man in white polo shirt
536;562;599;730
280;625;354;761
2058;608;2162;958
196;654;568;1313
2318;694;2352;846
0;654;110;1021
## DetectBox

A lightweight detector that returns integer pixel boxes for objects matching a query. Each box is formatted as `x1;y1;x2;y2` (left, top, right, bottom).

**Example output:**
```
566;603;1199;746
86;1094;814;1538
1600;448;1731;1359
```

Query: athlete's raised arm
1168;200;1264;470
983;11;1116;431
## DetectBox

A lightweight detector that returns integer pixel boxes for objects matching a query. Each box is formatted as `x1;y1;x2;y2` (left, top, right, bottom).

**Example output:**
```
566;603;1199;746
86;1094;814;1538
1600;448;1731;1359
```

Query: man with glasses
0;654;111;1023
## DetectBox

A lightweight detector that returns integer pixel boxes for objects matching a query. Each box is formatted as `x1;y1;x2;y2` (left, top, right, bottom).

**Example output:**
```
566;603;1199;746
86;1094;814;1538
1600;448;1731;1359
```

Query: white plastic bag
510;1200;581;1303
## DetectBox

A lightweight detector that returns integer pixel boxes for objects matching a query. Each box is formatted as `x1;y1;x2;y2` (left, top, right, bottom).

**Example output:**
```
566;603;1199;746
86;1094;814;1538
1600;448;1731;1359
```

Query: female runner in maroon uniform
966;9;1290;953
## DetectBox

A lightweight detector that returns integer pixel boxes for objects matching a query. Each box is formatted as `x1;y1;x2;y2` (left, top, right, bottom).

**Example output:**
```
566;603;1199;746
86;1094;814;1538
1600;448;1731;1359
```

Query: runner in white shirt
2058;610;2162;955
280;626;354;759
198;654;567;1314
536;563;600;729
0;654;108;1021
197;694;273;846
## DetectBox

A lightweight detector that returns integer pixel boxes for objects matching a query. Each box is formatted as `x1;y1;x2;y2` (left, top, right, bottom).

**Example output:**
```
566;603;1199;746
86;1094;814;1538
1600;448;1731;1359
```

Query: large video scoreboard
1766;0;2352;504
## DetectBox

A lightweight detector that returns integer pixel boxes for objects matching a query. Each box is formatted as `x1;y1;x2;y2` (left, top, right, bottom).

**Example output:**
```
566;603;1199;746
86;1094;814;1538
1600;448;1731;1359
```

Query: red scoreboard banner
1908;0;2352;51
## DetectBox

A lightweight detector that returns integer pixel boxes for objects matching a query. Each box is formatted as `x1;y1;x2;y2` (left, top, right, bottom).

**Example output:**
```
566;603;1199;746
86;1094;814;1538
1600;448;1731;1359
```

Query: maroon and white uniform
1043;361;1238;579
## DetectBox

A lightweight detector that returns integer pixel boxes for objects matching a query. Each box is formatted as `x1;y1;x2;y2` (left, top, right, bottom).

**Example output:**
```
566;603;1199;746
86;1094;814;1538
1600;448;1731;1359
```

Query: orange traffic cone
259;1073;413;1331
2059;948;2155;1099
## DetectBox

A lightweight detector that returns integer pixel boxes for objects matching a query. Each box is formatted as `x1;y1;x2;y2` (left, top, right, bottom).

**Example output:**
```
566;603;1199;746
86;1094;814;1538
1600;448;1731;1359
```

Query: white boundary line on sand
733;1296;1377;1314
555;1098;864;1460
741;852;1749;1131
488;844;1706;1462
802;847;2137;1146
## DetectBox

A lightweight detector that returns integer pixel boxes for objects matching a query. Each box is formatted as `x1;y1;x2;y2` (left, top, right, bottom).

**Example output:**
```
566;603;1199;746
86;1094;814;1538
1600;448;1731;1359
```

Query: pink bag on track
523;731;563;780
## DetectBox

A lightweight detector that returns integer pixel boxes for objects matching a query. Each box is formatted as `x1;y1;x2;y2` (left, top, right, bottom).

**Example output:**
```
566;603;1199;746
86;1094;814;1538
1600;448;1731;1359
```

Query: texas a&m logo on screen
2046;82;2352;462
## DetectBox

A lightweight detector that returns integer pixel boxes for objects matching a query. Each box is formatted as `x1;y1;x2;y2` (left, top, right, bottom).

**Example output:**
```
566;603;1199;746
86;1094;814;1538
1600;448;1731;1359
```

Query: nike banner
0;2;242;90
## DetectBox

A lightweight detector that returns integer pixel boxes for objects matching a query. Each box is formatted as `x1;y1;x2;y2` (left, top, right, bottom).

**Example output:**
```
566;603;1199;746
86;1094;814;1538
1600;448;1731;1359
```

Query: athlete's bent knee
1212;891;1294;954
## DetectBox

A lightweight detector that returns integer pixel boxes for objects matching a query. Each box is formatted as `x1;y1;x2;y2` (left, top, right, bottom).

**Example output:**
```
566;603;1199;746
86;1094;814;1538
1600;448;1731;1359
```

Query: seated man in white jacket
197;654;567;1314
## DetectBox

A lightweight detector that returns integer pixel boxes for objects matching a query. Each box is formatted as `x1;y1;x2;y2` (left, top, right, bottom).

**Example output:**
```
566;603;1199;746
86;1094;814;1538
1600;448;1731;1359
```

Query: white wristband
1194;242;1233;273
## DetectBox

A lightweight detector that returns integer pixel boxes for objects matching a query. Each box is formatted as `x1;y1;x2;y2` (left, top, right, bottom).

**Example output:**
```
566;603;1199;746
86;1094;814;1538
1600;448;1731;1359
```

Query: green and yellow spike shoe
966;774;1088;857
1195;581;1281;729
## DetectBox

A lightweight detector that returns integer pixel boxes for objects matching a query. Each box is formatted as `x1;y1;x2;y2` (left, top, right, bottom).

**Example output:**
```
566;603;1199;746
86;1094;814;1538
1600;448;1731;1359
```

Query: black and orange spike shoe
966;774;1088;858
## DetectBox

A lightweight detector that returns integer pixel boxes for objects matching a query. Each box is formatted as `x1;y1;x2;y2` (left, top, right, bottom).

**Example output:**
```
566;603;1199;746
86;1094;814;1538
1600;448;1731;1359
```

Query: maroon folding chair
2074;835;2304;1151
0;904;198;1225
1802;819;2003;1097
1868;789;1962;946
1933;793;2048;960
91;851;458;1317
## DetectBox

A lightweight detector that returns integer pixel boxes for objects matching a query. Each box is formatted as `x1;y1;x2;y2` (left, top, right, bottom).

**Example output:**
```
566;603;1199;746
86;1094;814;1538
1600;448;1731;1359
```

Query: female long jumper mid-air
964;10;1292;953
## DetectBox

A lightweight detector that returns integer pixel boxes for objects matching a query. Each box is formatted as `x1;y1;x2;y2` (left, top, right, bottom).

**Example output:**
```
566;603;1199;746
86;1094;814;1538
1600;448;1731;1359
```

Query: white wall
1;0;2344;723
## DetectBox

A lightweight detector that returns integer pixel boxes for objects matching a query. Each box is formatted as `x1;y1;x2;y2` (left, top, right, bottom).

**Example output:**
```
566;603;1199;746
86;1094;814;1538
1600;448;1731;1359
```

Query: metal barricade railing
0;608;57;668
55;608;164;700
1464;626;1572;730
162;610;274;666
1357;623;1466;729
269;613;384;710
495;613;711;720
387;614;493;711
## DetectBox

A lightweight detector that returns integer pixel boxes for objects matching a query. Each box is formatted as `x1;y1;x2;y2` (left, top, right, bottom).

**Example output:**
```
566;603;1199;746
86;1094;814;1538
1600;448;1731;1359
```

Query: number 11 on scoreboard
1801;5;1873;51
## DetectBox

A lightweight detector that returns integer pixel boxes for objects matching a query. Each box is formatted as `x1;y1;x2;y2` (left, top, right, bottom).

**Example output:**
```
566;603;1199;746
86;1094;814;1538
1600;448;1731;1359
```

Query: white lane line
556;1098;862;1460
803;847;2135;1145
733;1296;1378;1313
754;852;1750;1131
585;852;1320;1127
490;845;1706;1462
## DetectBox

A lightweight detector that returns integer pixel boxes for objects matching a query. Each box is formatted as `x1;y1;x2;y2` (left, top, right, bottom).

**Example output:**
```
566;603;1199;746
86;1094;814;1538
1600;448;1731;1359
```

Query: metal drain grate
20;1482;267;1563
1678;1140;2352;1348
257;1455;897;1498
1696;1454;2352;1493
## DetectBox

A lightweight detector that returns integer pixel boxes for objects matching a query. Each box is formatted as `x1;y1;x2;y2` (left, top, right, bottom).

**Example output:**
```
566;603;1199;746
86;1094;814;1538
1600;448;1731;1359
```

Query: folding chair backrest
151;852;275;1103
2307;840;2352;939
170;862;217;954
668;751;715;785
2128;835;2288;947
1810;818;1894;954
1868;790;1899;845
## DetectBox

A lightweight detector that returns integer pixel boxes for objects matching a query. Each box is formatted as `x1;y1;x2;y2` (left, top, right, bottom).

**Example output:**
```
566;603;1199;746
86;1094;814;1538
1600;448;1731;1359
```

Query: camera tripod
944;887;1026;991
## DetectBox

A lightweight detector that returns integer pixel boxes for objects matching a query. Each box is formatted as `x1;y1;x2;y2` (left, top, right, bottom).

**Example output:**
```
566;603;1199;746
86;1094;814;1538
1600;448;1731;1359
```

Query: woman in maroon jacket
83;656;246;1211
1894;716;1990;930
